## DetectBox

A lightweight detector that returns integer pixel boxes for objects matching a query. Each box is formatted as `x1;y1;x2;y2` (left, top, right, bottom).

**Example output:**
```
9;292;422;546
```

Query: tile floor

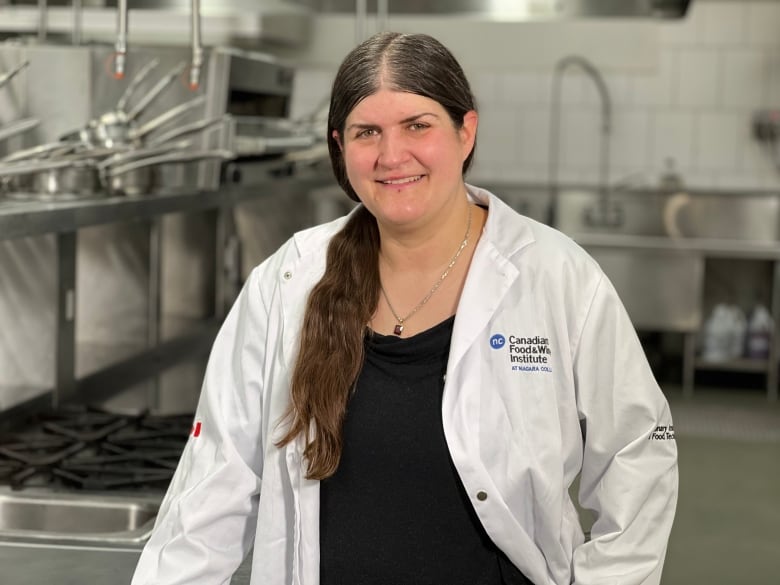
662;386;780;585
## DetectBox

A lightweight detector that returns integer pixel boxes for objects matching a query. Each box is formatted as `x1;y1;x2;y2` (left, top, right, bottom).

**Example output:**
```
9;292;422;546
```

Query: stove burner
53;466;175;491
0;437;86;466
0;408;193;492
42;413;129;442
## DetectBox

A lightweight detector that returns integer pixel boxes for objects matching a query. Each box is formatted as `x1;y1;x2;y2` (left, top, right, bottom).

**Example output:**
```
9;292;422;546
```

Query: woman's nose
376;131;410;167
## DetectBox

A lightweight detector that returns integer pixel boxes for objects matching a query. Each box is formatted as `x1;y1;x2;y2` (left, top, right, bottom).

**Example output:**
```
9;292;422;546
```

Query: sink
0;488;160;546
555;188;780;242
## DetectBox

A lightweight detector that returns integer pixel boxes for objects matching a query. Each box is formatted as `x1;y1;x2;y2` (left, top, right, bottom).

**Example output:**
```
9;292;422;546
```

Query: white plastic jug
745;305;774;360
701;304;747;362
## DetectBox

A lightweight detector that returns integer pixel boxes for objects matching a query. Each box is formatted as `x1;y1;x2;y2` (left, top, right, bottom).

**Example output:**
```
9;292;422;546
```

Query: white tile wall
721;49;766;108
293;1;780;192
651;110;696;170
695;111;741;169
676;49;722;108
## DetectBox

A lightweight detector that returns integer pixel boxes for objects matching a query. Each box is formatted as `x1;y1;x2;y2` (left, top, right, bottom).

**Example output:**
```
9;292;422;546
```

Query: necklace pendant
393;323;404;336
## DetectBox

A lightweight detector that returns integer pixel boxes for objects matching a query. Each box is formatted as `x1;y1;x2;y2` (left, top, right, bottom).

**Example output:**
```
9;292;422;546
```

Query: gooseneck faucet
548;55;620;228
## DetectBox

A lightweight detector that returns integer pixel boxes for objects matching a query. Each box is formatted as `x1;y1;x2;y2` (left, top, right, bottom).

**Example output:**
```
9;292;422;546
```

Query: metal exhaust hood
0;1;313;47
289;0;693;20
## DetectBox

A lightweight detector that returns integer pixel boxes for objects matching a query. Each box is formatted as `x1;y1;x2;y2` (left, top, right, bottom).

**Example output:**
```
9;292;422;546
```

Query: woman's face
335;88;477;232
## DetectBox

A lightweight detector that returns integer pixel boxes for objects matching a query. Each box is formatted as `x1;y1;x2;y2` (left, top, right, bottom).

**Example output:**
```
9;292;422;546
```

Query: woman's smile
377;174;426;188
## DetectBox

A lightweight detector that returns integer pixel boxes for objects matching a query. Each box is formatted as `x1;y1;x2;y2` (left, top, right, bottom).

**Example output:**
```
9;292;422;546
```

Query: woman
132;32;678;585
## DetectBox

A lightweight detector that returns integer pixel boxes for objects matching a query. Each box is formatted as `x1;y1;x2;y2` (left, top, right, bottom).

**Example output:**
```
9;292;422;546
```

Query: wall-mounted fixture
753;110;780;169
0;1;312;47
548;55;623;229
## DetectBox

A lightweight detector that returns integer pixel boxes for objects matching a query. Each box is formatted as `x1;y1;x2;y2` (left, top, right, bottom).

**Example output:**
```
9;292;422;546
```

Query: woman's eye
409;123;428;131
356;128;378;139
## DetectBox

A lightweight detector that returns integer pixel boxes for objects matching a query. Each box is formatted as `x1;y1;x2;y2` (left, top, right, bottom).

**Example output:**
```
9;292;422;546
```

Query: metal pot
59;60;190;149
0;158;102;201
104;149;236;197
0;146;234;200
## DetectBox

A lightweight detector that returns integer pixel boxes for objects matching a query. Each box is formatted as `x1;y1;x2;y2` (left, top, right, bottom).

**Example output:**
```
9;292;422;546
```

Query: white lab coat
131;185;678;585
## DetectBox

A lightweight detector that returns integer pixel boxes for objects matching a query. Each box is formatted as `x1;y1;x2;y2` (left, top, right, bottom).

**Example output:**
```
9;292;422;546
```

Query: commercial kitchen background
0;1;778;584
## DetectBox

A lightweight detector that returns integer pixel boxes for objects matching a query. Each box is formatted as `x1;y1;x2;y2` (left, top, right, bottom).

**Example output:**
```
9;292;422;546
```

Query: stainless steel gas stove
0;407;192;547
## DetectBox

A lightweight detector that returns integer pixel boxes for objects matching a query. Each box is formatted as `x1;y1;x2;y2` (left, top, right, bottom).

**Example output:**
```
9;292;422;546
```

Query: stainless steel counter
0;541;142;585
0;179;327;241
573;232;780;260
0;540;252;584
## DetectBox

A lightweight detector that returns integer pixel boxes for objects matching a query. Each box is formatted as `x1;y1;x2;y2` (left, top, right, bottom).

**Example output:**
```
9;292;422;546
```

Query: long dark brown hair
276;32;478;480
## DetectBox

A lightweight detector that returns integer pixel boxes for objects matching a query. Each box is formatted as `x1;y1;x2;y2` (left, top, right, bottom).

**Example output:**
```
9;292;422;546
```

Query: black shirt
319;316;533;585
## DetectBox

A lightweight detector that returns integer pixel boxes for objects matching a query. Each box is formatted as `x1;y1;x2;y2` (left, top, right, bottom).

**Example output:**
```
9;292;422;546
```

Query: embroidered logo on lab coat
491;333;553;373
649;425;675;441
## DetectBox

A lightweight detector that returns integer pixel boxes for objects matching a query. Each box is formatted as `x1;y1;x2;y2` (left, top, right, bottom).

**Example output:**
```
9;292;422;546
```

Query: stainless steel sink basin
0;488;160;546
555;188;780;242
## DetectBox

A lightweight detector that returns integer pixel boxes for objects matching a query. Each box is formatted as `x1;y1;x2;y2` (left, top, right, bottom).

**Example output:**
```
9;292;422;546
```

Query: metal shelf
0;177;325;241
694;358;772;374
0;173;333;417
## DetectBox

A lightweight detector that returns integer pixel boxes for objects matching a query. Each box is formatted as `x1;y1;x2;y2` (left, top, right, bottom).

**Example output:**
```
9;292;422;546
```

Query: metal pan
0;158;102;201
104;149;235;197
0;147;234;200
58;61;191;150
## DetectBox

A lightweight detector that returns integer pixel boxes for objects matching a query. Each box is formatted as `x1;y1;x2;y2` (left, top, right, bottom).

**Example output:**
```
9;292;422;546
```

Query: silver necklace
380;205;472;336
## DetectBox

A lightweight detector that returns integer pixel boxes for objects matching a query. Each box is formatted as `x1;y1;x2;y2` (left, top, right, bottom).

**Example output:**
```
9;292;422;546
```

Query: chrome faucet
547;55;622;228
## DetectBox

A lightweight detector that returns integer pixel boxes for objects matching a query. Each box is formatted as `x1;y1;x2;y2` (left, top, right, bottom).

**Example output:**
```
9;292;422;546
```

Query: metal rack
0;177;327;420
575;233;780;402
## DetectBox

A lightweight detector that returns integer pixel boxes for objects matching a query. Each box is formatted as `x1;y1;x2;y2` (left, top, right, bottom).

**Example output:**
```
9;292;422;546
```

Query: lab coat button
476;491;488;501
283;271;293;280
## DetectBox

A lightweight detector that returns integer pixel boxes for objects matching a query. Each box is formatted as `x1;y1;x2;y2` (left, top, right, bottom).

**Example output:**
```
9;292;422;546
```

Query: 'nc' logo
489;334;506;349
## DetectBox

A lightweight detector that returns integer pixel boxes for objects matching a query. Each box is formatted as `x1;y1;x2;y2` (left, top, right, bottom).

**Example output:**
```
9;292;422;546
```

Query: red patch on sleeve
192;421;202;437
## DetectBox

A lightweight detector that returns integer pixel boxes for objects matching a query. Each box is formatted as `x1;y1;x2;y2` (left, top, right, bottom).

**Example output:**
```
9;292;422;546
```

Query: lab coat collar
291;185;537;263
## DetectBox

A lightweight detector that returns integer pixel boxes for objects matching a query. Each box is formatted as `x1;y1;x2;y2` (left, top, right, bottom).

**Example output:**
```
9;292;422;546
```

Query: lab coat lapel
448;188;534;371
279;230;331;374
448;240;520;371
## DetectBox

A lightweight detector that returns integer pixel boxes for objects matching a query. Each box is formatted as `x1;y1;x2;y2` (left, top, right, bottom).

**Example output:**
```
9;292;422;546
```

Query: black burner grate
0;408;193;491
